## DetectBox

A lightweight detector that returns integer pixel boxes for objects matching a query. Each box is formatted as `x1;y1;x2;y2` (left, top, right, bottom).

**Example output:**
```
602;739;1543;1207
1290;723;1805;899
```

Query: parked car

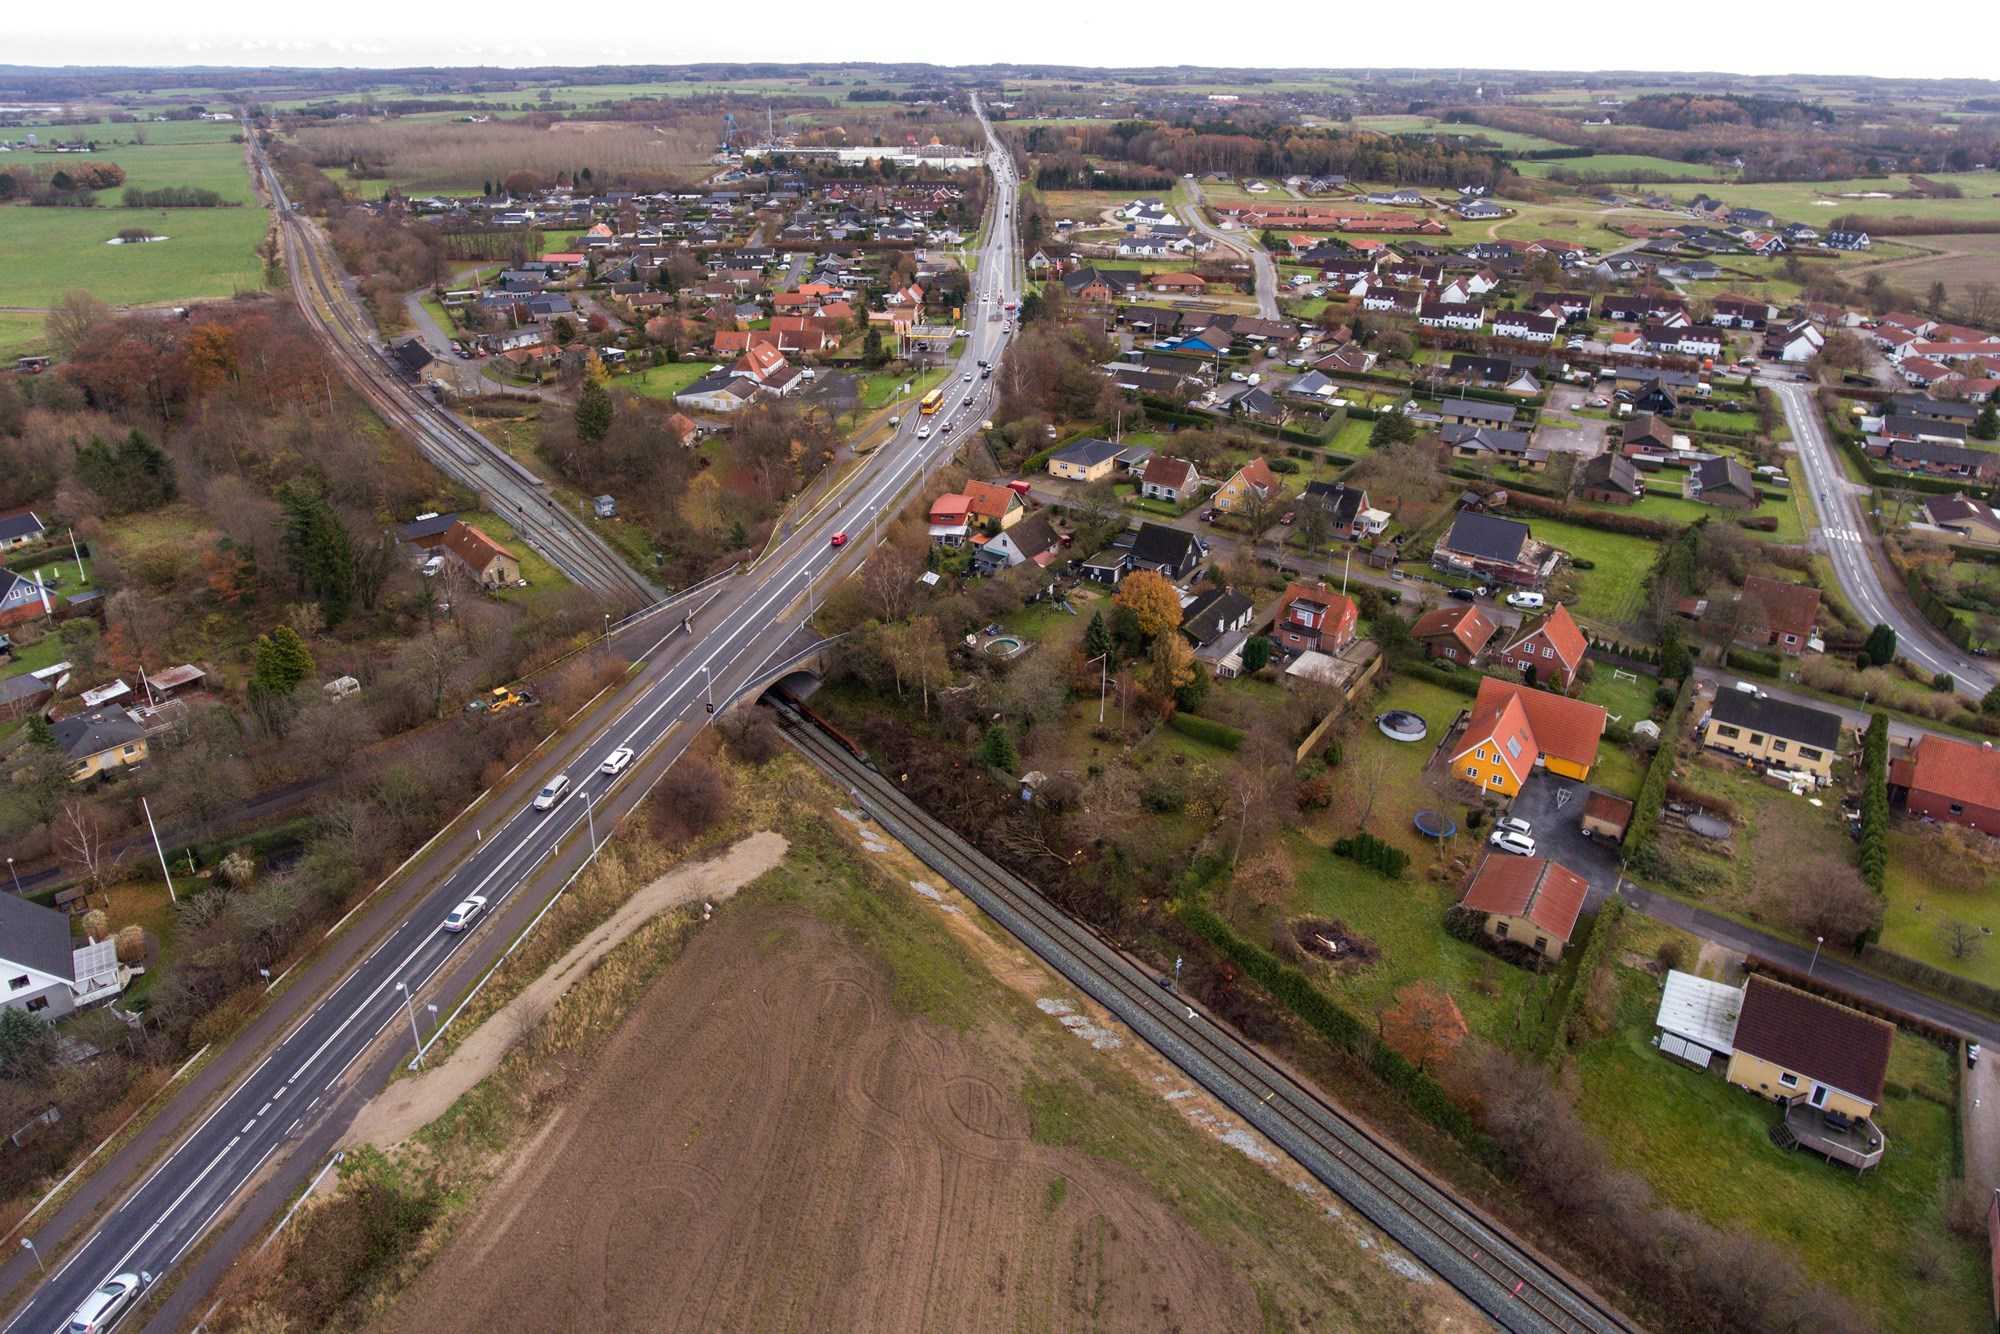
1487;829;1537;857
1448;588;1478;603
443;895;488;933
1495;815;1533;838
532;775;570;811
600;746;635;776
1970;1042;1982;1068
1229;371;1248;383
65;1275;143;1333
1506;591;1546;610
1280;512;1295;526
1200;509;1218;522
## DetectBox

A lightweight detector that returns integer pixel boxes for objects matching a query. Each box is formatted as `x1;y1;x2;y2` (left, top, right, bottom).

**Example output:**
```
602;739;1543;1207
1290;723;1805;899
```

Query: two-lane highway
1771;375;1994;697
4;93;1021;1334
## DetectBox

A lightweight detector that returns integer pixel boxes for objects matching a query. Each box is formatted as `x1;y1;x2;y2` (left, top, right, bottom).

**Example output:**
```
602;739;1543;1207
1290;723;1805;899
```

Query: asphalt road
1768;375;1993;698
1;95;1021;1334
1179;180;1280;320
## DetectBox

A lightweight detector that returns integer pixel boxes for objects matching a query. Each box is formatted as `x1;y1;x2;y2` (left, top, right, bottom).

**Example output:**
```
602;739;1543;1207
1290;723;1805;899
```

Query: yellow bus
919;388;945;415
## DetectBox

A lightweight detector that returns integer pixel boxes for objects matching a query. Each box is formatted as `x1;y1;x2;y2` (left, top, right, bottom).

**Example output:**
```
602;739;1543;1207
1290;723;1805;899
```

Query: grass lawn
455;509;571;611
1573;961;1985;1334
1280;837;1571;1055
0;311;48;361
1578;487;1802;543
1880;830;2000;990
1325;674;1471;864
1;628;75;680
1586;742;1648;801
1531;519;1659;627
1576;666;1660;728
619;360;712;400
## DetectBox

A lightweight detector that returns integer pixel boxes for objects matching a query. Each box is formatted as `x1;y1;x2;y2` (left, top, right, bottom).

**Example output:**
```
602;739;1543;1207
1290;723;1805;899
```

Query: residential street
1179;179;1280;319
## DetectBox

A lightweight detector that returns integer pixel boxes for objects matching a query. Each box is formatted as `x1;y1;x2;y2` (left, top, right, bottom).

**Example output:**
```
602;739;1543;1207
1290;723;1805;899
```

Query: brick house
1495;603;1589;691
1411;603;1498;665
1271;581;1357;656
1890;733;2000;833
1739;575;1821;655
441;522;523;588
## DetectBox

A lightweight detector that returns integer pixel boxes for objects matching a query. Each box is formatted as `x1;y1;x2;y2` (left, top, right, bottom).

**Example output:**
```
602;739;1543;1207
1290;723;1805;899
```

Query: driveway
1966;1046;2000;1200
1507;771;1625;907
1537;384;1607;458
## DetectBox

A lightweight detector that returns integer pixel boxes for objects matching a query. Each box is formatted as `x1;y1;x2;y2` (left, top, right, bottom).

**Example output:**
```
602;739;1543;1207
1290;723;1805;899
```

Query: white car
64;1274;142;1334
1506;591;1546;611
532;774;571;811
1495;815;1533;838
1487;829;1537;857
916;425;931;438
962;372;974;382
443;895;488;933
600;746;634;776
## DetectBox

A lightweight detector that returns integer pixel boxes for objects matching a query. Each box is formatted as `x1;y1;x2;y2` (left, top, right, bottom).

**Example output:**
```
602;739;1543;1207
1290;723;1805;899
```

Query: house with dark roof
1458;856;1590;960
1915;492;2000;546
1578;453;1644;504
1882;437;2000;482
1411;603;1497;665
1702;690;1842;779
1739;575;1821;655
973;511;1062;575
1129;522;1205;582
1495;604;1589;691
1685;456;1759;509
0;892;120;1020
1180;587;1256;676
1890;732;2000;833
1046;437;1124;484
51;707;149;782
1725;975;1893;1168
1433;510;1554;587
0;509;45;550
1443;424;1545;469
1296;481;1382;540
389;339;436;379
1440;398;1517;428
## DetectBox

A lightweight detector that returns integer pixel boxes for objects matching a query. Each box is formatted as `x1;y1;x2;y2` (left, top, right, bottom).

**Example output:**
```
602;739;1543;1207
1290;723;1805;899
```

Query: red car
830;532;848;548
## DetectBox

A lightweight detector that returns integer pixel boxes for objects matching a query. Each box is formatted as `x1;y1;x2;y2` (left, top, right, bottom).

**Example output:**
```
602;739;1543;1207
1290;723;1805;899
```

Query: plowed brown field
385;905;1260;1331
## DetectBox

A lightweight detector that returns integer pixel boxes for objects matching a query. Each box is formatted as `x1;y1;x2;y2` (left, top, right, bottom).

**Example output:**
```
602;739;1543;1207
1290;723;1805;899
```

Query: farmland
1513;154;1719;181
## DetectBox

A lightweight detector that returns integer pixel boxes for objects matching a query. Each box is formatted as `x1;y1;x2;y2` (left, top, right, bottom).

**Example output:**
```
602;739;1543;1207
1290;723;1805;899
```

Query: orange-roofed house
1459;856;1590;959
1495;603;1590;691
1272;582;1357;656
1890;733;2000;834
666;413;700;449
1449;677;1608;796
540;252;586;266
730;342;788;384
440;521;522;588
960;480;1024;533
928;493;973;547
1411;603;1498;666
1211;457;1283;516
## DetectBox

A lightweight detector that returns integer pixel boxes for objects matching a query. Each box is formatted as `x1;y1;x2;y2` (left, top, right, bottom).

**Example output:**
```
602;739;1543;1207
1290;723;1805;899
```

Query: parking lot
1503;771;1625;907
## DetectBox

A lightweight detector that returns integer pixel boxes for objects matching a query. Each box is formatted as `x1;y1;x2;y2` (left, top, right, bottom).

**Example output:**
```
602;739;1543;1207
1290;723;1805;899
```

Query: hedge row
1394;659;1483;696
1177;902;1494;1155
1724;648;1783;678
1627;676;1697;860
1904;567;1975;651
1860;712;1889;894
1855;944;2000;1022
1332;831;1410;879
1495;488;1685;540
1169;711;1245;751
1545;897;1626;1061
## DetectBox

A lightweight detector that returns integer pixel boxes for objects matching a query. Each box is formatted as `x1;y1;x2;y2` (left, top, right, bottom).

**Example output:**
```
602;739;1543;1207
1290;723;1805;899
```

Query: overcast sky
14;1;2000;82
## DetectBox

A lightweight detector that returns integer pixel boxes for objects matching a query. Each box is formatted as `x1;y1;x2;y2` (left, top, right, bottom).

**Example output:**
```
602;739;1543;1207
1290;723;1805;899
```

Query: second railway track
774;701;1638;1334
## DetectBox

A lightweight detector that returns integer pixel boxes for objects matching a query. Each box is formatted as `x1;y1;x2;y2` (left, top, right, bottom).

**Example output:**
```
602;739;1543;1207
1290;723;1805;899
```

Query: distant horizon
11;1;2000;85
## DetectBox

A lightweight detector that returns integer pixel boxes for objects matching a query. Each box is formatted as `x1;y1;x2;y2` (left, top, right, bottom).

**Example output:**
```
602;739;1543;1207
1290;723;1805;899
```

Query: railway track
773;702;1637;1334
257;153;655;603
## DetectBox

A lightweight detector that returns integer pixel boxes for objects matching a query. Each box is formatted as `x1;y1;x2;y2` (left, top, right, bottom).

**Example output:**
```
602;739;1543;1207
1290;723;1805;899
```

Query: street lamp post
583;790;598;855
396;982;424;1069
603;611;610;645
20;1238;43;1274
703;665;714;715
1808;935;1825;979
5;856;17;895
1085;651;1110;724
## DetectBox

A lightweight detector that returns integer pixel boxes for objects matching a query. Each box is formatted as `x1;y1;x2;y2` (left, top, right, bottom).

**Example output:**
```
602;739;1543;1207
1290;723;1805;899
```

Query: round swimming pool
1378;710;1429;742
983;636;1024;657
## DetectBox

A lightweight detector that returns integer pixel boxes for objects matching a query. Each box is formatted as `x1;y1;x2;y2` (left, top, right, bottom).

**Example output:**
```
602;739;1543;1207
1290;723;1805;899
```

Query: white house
1492;312;1559;345
1;893;124;1020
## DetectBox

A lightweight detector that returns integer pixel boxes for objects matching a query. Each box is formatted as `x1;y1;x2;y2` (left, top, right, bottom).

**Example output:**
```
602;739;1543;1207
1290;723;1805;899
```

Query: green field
0;312;48;360
1880;830;2000;989
1346;116;1570;154
1687;174;2000;227
0;119;265;309
1514;154;1718;181
620;360;716;400
1527;518;1659;626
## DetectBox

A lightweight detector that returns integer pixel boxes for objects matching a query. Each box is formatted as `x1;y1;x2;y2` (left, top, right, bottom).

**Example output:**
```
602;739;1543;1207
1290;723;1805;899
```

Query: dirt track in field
381;904;1260;1332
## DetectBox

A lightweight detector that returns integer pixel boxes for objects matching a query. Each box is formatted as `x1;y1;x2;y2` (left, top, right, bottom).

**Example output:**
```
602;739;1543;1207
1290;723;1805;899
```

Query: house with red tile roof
1889;733;2000;834
1271;581;1357;656
730;342;789;384
1411;603;1497;666
439;521;521;588
666;413;700;449
1211;457;1282;516
1496;603;1589;690
1448;677;1607;797
1739;575;1821;655
1459;856;1590;960
960;480;1024;533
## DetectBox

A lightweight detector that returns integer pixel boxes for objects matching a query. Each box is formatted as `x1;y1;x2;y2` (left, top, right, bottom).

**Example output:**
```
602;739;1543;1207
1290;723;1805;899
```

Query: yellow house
1046;438;1123;483
1211;457;1281;515
1448;677;1607;798
52;708;149;782
1724;975;1893;1123
1701;689;1840;780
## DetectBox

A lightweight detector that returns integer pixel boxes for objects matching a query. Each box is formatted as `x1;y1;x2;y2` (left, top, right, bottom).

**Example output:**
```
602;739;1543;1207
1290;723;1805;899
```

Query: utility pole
1086;651;1110;723
142;796;176;903
68;528;86;585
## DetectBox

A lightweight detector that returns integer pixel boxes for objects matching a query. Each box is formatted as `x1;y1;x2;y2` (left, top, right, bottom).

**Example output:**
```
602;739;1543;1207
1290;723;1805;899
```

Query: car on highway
940;421;953;433
442;895;489;933
1487;828;1537;857
830;531;849;548
64;1273;143;1333
532;774;571;811
915;425;930;438
1506;591;1546;610
600;746;635;776
962;372;974;382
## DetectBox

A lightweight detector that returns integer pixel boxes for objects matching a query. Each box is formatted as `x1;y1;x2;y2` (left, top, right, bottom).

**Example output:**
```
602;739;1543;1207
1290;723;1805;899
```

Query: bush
1168;711;1245;751
1332;831;1410;879
1267;457;1301;474
1725;648;1782;678
1570;557;1596;571
650;753;732;844
1140;777;1186;814
718;711;784;764
1627;678;1696;858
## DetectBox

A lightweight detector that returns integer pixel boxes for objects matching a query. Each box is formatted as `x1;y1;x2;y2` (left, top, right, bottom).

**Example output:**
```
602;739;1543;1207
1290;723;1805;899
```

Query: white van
532;775;571;811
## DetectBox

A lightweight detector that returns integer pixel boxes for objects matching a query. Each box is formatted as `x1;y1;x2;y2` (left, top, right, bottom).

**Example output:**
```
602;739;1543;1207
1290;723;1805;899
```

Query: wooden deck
1774;1102;1885;1171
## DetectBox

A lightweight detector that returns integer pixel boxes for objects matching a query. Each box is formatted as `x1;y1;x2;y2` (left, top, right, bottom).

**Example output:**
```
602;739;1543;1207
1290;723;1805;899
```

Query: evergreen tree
1864;623;1897;667
1659;622;1692;681
1241;635;1272;673
1175;661;1211;712
24;713;55;748
1369;412;1415;449
1083;610;1112;661
978;723;1019;774
1976;402;1999;442
575;379;613;445
74;429;176;513
250;626;315;699
276;483;356;626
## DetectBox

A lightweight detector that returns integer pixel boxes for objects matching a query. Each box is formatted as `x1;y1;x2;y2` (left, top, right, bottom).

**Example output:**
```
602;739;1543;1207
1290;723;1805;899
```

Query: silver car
66;1274;141;1334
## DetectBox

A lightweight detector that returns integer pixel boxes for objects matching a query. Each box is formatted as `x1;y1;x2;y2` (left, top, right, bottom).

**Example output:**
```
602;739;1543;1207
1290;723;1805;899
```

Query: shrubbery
1332;831;1410;879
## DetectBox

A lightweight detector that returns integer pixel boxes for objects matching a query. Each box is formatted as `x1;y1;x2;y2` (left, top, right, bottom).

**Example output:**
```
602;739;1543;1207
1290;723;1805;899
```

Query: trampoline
1377;710;1429;742
1413;809;1457;840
